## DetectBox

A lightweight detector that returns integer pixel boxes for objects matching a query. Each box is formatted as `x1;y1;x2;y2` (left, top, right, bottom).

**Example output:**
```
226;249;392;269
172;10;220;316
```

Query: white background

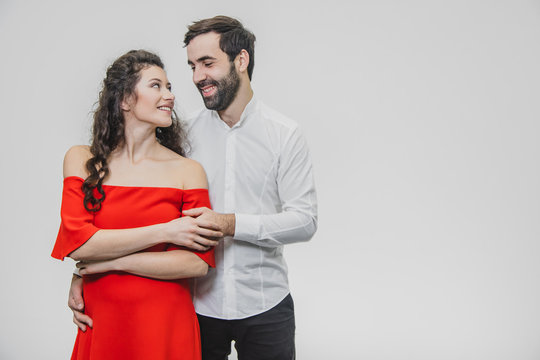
1;1;539;359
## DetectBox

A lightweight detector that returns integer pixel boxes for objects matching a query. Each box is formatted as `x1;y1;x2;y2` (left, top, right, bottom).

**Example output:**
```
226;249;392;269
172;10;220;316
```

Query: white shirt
188;97;318;320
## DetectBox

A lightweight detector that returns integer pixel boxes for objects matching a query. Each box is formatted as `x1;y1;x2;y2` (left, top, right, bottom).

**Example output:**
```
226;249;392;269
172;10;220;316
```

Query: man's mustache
197;80;218;90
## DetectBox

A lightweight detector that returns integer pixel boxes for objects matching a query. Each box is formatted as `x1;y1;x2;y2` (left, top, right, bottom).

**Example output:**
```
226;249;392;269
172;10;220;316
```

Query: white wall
1;1;539;359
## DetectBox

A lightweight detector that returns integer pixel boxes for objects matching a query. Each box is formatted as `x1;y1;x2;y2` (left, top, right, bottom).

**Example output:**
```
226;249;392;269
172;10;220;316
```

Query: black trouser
197;294;296;360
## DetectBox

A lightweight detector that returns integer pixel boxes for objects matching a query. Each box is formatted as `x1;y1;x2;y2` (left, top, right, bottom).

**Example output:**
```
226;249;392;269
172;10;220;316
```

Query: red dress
52;176;215;360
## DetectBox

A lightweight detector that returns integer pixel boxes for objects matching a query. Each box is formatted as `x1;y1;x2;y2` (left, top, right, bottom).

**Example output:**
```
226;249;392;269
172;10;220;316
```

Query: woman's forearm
69;223;167;261
69;216;222;262
78;250;209;280
119;250;209;279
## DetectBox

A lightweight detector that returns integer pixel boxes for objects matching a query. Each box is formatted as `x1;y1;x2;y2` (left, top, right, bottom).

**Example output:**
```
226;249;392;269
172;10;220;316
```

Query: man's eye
204;62;213;67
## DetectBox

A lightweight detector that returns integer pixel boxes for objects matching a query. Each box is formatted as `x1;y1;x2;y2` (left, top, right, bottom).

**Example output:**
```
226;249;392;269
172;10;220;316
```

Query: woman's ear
121;95;133;111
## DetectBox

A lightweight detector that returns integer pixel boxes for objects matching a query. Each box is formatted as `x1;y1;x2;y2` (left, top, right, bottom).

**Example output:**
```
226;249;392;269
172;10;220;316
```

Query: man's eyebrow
188;56;217;65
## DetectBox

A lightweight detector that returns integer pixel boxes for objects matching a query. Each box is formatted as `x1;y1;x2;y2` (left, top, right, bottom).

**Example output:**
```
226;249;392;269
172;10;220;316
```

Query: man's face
187;32;240;111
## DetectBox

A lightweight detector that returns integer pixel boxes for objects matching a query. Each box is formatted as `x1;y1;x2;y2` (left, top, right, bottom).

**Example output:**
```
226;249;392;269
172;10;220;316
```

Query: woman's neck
115;122;160;164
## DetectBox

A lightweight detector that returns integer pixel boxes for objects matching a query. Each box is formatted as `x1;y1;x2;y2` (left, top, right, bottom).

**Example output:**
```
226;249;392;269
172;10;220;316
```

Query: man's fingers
195;219;222;232
68;299;84;311
73;316;87;332
68;292;84;311
69;275;85;311
72;310;93;331
197;226;223;238
183;207;205;217
74;311;93;329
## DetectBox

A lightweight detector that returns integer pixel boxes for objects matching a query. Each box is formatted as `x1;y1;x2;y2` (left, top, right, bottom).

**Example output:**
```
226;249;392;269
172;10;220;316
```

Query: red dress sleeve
51;177;100;260
166;188;216;268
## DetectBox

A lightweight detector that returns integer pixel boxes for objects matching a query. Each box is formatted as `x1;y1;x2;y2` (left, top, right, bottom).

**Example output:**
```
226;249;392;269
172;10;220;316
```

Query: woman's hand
164;216;222;251
77;259;119;275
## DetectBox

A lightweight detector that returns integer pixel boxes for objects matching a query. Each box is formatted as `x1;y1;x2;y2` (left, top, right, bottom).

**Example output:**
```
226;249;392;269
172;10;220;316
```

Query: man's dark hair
184;15;256;80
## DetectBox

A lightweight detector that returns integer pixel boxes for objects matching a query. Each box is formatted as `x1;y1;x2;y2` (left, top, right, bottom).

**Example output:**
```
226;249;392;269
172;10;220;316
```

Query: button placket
222;129;237;316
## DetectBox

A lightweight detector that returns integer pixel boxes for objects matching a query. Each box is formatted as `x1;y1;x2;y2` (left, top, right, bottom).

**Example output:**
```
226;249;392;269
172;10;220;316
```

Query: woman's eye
152;83;160;88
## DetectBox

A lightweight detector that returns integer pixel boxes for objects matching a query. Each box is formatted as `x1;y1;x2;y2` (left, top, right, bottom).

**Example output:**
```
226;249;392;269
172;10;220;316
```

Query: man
69;15;317;360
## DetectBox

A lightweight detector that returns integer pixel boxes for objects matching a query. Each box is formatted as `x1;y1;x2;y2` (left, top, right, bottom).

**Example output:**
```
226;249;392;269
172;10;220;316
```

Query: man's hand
164;216;222;251
183;207;235;237
68;274;93;331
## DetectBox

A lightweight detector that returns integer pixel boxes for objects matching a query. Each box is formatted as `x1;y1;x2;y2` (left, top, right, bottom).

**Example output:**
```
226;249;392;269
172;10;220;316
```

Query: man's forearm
219;213;236;237
234;210;317;247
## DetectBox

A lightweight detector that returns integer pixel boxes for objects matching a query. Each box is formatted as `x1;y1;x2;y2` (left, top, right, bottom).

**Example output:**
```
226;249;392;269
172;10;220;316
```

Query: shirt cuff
233;213;260;242
73;267;81;277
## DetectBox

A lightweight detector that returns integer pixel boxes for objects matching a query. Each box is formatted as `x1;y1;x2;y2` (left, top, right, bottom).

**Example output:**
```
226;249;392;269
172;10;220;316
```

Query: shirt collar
210;95;258;130
236;95;258;128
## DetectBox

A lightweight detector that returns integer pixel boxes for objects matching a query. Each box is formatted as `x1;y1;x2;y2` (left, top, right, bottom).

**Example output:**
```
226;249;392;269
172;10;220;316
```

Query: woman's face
123;65;175;127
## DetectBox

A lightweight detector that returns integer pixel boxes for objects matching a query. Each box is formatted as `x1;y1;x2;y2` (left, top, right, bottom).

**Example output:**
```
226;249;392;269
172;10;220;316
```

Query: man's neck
217;84;254;128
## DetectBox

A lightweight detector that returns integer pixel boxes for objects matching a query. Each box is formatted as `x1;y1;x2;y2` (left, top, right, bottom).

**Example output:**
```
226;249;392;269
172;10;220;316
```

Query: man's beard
197;63;241;111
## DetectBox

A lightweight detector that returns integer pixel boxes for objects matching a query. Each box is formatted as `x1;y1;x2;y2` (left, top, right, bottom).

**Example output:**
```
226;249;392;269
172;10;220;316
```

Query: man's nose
193;66;206;84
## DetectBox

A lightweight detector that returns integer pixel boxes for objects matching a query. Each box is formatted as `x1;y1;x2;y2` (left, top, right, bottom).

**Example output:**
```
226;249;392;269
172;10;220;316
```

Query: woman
51;50;220;360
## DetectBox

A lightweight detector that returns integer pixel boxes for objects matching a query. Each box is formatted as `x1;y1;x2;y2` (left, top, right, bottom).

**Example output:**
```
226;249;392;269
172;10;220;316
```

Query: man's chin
202;98;220;110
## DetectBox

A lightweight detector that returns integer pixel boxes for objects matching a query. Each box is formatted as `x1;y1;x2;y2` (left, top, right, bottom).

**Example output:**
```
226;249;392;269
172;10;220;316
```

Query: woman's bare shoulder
63;145;92;178
168;156;208;190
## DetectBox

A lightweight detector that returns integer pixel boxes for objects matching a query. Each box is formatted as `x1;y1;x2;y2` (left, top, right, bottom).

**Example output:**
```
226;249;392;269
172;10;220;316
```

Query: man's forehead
187;32;223;58
190;31;221;43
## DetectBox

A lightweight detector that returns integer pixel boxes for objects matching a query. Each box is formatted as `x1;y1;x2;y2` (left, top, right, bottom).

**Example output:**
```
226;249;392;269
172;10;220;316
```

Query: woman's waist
83;272;191;303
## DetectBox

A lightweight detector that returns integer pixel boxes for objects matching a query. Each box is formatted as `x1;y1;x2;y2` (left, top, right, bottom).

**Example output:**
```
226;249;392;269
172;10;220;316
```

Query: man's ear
236;49;250;73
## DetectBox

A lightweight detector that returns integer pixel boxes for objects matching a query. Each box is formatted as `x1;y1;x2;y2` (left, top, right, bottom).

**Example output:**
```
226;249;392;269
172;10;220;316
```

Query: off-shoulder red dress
52;176;215;360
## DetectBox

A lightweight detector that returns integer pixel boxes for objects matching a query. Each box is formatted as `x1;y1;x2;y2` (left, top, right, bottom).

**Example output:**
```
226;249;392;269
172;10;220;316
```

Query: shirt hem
195;292;290;320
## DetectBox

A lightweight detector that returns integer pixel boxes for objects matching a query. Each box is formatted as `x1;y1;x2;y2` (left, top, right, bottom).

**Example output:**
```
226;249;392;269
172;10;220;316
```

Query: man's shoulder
185;107;212;128
258;101;299;131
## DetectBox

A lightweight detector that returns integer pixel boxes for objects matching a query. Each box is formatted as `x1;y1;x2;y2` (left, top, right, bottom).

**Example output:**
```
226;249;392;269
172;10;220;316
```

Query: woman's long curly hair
83;49;188;212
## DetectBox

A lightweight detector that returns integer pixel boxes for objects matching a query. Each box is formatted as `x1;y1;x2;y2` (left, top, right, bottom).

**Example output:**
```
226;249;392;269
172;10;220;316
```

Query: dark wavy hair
184;15;256;80
82;49;188;212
